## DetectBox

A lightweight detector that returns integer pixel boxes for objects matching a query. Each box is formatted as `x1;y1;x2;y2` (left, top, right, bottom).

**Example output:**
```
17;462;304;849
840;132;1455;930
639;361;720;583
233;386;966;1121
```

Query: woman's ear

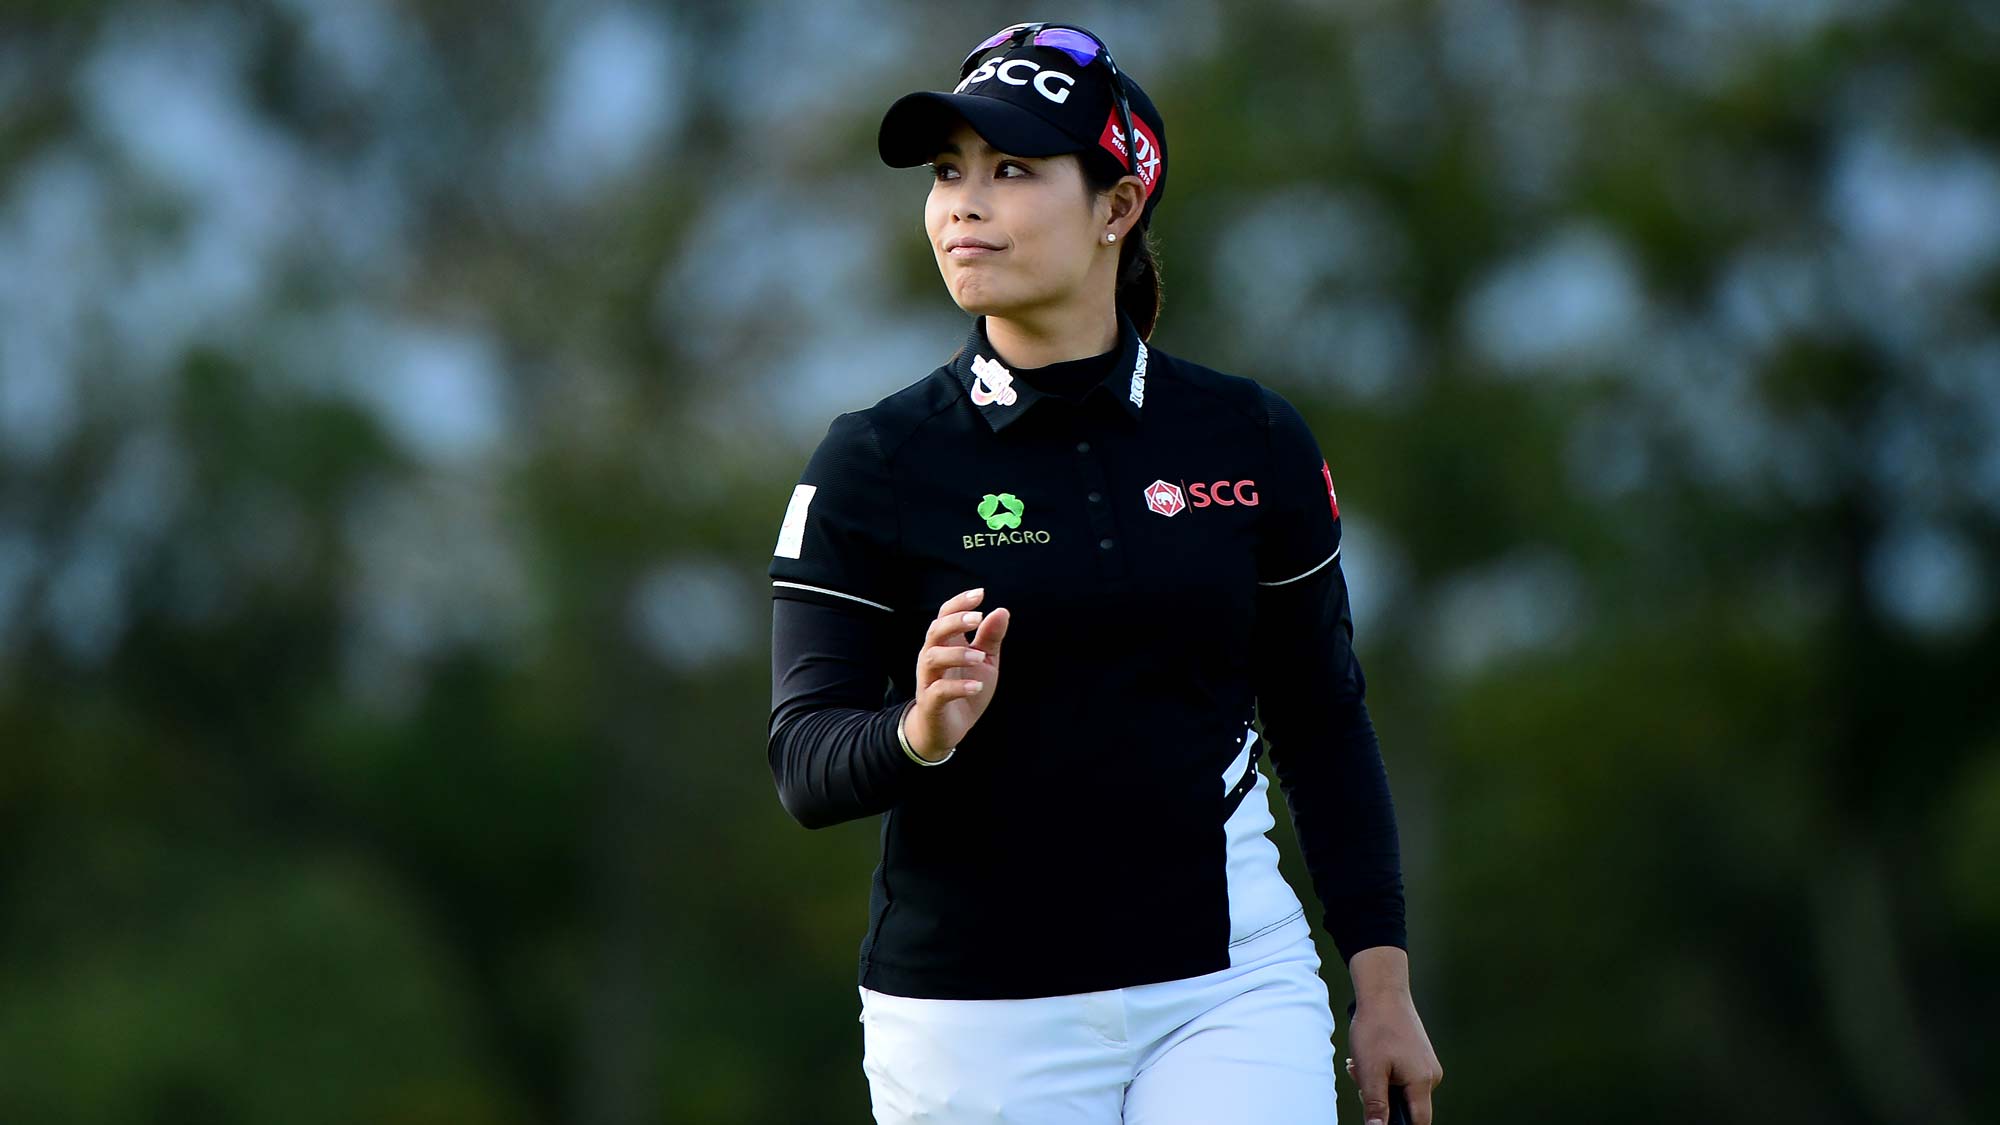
1107;177;1145;239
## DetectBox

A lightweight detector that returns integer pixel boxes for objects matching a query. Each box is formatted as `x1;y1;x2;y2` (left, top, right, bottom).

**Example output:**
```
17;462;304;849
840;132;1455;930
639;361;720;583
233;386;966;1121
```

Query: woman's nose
950;186;987;224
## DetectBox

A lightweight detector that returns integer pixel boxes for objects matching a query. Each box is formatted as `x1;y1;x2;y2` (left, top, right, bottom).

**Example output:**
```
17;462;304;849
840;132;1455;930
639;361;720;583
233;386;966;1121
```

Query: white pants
857;914;1339;1124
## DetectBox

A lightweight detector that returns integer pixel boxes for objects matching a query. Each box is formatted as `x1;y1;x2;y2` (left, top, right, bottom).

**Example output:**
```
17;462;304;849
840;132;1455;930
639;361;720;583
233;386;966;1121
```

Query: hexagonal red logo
1144;479;1186;517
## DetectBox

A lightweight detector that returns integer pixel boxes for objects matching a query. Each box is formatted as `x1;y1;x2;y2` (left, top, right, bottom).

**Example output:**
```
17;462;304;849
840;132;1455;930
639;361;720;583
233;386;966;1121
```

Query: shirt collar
948;310;1150;433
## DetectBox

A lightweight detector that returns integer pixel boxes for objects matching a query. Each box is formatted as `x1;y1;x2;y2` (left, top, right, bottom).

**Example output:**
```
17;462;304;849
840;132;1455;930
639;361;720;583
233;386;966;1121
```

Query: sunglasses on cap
959;22;1142;188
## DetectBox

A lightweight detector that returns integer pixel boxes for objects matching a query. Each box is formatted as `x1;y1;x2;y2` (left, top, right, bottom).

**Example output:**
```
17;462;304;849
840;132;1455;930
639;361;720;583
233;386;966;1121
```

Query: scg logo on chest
1144;478;1259;517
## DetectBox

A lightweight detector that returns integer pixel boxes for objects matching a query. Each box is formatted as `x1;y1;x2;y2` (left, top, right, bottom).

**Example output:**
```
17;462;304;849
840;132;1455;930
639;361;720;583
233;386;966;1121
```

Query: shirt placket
1067;417;1126;585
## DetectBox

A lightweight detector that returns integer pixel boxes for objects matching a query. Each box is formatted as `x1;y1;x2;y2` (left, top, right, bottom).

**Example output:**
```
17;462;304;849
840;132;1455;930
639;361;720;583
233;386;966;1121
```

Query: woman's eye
928;161;1025;181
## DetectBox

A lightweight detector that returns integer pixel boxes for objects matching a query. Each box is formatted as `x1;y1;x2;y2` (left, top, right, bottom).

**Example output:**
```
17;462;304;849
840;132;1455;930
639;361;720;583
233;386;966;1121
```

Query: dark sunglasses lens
964;23;1032;65
975;25;1022;52
959;27;1010;72
1030;28;1101;68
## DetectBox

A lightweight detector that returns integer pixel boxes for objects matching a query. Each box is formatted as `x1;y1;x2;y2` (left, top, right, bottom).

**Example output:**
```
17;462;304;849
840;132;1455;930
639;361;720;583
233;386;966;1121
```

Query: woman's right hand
904;587;1010;761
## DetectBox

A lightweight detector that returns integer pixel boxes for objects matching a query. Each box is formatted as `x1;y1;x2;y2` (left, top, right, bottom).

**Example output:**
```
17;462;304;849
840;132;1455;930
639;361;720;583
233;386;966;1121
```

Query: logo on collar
1128;340;1149;407
969;355;1018;407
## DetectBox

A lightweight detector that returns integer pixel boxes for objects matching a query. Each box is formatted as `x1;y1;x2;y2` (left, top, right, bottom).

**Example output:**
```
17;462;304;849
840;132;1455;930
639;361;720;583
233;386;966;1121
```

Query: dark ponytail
1079;151;1163;340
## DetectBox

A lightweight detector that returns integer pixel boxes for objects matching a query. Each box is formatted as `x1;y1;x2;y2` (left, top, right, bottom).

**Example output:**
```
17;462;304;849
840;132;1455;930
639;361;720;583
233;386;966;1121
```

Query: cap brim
877;91;1088;168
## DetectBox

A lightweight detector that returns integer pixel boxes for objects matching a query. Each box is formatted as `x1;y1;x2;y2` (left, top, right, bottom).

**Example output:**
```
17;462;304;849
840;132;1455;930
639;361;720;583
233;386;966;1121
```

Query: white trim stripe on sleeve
1257;544;1340;587
772;580;894;613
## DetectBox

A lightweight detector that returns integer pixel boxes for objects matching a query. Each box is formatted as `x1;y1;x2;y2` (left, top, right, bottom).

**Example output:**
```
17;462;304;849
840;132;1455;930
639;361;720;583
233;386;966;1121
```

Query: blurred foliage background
2;0;1997;1122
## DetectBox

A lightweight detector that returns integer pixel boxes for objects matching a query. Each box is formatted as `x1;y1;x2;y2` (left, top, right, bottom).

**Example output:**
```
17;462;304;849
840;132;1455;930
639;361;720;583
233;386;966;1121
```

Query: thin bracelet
897;700;955;766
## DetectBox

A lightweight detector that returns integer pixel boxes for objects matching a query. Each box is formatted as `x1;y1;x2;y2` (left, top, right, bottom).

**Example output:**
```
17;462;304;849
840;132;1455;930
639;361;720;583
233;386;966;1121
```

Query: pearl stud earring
1105;233;1117;243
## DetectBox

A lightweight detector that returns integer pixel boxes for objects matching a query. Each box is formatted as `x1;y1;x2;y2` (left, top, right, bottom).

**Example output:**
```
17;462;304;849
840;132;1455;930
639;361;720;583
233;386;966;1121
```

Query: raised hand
903;587;1010;761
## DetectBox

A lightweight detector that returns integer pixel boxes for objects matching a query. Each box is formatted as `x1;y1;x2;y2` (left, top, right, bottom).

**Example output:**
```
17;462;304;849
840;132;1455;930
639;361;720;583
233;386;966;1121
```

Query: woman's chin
949;281;1028;318
951;291;1001;317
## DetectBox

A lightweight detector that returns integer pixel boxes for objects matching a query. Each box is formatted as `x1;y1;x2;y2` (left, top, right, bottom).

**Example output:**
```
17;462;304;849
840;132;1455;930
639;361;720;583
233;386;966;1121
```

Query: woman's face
924;119;1119;319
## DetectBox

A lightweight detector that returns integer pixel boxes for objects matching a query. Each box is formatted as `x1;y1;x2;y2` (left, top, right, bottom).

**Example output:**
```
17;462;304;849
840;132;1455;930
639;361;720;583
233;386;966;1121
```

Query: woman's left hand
1345;988;1443;1125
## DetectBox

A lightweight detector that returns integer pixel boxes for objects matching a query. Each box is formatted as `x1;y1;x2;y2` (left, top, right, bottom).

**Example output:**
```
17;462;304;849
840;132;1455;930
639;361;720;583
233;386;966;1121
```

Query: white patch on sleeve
774;484;815;559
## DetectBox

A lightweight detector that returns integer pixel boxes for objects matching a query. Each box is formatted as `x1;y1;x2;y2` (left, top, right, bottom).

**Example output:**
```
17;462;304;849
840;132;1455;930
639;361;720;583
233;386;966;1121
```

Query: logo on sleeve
1321;460;1339;519
965;491;1050;548
774;483;814;559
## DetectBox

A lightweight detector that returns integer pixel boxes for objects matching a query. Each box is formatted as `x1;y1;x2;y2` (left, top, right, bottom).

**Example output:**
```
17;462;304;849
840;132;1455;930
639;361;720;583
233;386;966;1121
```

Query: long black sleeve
1252;554;1408;966
768;591;933;829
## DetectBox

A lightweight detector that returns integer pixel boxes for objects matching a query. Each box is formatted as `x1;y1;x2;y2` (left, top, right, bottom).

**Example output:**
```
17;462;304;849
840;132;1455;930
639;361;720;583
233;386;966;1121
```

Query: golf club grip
1345;999;1412;1125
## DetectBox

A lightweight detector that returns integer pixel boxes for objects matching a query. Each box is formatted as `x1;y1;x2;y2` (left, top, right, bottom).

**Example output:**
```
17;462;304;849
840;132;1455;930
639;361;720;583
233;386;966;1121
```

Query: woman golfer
767;21;1442;1124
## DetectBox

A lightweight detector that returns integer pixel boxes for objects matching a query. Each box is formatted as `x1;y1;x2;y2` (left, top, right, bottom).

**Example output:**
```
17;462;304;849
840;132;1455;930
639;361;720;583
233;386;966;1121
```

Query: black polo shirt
767;308;1407;1000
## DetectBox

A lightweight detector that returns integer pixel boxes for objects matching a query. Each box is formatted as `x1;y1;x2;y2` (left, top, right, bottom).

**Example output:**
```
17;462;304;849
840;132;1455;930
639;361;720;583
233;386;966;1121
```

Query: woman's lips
948;244;1002;258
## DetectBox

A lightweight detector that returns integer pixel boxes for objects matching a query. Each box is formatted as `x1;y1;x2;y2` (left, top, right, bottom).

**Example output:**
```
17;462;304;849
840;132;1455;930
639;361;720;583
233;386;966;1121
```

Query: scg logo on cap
954;56;1077;104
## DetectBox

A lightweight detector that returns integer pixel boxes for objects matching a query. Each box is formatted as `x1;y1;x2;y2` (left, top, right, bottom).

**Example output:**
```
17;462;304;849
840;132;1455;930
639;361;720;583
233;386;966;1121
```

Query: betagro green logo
978;492;1024;529
965;492;1051;548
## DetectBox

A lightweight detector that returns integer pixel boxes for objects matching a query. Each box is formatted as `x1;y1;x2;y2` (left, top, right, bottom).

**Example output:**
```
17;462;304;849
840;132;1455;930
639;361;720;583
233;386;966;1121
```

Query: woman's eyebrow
935;141;1019;159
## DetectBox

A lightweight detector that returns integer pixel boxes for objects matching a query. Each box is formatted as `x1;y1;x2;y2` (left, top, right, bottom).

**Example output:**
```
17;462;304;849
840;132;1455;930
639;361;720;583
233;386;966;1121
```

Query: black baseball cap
877;29;1169;227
